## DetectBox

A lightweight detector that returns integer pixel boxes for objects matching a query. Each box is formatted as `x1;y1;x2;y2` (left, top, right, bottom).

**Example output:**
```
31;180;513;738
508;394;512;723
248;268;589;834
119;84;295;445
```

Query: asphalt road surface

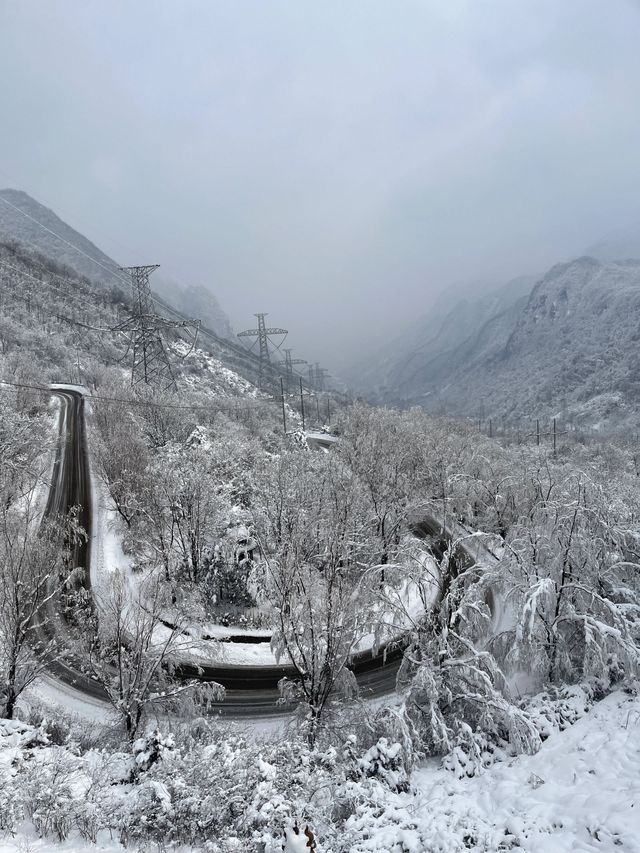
44;389;412;718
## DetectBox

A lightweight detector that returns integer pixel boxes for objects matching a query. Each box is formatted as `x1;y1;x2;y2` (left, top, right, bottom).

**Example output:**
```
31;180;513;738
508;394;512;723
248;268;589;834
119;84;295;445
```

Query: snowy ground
347;690;640;852
2;690;638;852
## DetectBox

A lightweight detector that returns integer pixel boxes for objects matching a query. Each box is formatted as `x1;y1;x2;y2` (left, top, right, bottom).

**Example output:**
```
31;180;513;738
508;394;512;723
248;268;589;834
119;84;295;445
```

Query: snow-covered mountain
0;189;120;286
458;256;640;425
0;188;234;339
348;273;535;406
352;256;640;428
153;279;234;340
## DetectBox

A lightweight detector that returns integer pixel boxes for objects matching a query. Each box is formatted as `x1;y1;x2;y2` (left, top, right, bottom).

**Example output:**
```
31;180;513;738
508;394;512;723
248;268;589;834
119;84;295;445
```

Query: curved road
44;389;412;718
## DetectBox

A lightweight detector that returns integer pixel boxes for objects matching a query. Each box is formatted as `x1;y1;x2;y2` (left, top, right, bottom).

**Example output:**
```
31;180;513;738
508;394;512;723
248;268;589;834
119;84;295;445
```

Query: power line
0;192;319;393
0;380;292;414
0;258;115;316
0;193;189;318
237;313;288;390
0;194;129;287
116;264;201;391
0;283;117;334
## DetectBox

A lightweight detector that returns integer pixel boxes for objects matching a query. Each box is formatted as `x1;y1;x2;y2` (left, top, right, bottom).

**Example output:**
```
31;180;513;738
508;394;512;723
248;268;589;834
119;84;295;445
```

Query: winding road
44;388;498;719
44;388;412;718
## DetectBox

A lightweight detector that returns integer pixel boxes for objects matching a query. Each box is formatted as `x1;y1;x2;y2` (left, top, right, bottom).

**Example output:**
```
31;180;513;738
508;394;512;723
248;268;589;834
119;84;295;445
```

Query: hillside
0;189;234;340
440;256;640;426
0;189;121;287
348;273;534;406
353;257;640;429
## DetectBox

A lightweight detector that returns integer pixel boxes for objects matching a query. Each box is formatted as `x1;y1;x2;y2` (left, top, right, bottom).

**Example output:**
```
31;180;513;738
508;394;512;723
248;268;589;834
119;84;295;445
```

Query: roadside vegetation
0;254;639;850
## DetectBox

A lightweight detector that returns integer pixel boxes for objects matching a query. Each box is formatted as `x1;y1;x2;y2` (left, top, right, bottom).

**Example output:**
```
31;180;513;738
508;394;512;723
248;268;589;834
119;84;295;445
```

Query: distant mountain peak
350;254;640;430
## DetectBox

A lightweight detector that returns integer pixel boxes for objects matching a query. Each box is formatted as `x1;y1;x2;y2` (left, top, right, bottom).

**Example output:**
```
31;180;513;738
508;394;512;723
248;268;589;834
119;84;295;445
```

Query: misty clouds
1;1;640;370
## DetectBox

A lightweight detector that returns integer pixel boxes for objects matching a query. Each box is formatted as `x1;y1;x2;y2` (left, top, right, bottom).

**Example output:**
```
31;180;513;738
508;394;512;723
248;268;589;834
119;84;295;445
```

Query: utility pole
280;377;287;434
74;341;81;383
299;377;306;431
237;313;288;390
116;264;197;392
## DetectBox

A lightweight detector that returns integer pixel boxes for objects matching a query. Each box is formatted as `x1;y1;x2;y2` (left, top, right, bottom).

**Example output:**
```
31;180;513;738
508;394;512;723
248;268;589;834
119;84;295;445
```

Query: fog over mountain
0;188;234;340
4;6;640;849
356;255;640;428
2;1;640;373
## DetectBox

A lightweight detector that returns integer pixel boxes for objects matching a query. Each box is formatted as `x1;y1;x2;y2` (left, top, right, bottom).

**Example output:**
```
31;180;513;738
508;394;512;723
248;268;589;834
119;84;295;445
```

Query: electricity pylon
116;264;197;392
237;313;287;389
307;363;316;390
279;348;306;393
308;363;330;392
313;363;330;392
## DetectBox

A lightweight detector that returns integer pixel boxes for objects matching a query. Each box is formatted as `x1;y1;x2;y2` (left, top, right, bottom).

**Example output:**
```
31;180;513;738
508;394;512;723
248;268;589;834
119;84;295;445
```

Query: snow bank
346;690;640;852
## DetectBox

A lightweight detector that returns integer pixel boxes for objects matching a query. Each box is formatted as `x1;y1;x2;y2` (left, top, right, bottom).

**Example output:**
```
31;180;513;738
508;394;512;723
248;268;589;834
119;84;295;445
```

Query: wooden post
280;377;287;434
299;377;305;432
536;419;540;446
489;419;493;438
553;417;557;456
316;395;320;424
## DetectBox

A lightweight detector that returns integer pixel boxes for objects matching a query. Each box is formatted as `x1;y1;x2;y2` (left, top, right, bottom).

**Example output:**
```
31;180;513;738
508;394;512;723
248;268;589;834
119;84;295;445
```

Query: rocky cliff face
475;256;640;425
152;279;234;340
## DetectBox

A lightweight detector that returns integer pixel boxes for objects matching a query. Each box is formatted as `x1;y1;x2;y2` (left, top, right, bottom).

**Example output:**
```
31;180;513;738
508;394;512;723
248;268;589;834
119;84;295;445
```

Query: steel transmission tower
279;348;306;393
307;363;316;390
318;369;330;391
309;362;329;392
237;313;287;389
117;265;197;392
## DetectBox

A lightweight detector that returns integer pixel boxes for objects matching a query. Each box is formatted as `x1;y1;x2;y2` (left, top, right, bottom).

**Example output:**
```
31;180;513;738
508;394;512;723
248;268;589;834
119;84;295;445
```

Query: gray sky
2;1;640;371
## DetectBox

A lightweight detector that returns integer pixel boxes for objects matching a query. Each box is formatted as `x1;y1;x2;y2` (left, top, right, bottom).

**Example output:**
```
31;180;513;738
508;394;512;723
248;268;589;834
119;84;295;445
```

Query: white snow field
345;690;640;852
1;690;638;852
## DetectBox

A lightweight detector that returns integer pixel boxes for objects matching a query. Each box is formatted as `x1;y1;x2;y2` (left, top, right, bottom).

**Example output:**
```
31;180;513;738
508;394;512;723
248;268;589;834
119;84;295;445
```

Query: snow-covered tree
79;571;223;739
0;498;82;719
255;451;373;742
503;473;640;685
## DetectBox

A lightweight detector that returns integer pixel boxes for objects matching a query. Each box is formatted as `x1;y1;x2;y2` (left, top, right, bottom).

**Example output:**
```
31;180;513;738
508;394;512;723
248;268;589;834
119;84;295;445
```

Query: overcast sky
2;1;640;371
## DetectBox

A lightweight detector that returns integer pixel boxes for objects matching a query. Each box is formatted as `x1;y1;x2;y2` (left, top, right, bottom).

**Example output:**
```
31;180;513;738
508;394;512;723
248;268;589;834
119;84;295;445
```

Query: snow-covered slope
347;274;534;405
446;256;640;426
2;690;637;852
349;690;640;852
353;255;640;429
154;280;234;340
0;189;121;286
0;188;234;340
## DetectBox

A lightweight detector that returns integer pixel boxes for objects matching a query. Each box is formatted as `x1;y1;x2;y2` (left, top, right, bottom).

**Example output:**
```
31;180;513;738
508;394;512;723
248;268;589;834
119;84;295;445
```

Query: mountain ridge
0;188;234;340
352;254;640;429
